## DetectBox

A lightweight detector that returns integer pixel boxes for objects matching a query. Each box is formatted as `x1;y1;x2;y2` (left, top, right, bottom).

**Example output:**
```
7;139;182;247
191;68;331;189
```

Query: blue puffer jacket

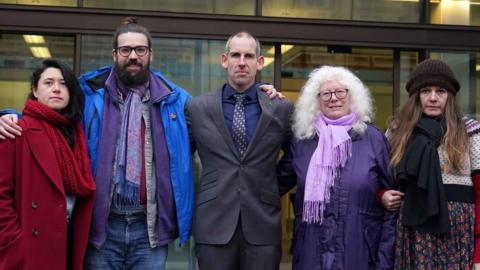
78;66;193;244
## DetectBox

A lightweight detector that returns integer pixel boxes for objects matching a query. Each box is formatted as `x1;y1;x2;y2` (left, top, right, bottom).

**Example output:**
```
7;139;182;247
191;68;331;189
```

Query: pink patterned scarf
302;113;357;223
114;82;147;206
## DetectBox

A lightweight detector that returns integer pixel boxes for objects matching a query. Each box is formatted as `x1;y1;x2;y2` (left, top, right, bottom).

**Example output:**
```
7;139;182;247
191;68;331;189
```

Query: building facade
1;1;480;269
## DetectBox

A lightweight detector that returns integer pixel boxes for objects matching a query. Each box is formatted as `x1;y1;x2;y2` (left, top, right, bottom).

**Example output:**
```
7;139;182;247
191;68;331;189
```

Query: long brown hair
389;92;468;173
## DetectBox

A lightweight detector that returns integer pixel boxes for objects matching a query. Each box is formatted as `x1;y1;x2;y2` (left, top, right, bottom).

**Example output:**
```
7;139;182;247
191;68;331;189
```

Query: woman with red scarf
0;59;96;270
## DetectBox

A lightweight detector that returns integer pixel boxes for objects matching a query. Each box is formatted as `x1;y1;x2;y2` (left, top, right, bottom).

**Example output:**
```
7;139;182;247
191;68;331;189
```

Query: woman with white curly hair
287;65;397;270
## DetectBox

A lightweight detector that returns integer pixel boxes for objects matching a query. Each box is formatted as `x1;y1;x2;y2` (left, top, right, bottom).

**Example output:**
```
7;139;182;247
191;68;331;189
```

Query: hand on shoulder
0;114;22;140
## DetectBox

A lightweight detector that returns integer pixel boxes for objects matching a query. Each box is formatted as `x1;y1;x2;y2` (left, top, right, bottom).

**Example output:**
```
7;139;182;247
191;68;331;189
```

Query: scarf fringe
114;182;141;207
114;163;142;206
303;200;325;224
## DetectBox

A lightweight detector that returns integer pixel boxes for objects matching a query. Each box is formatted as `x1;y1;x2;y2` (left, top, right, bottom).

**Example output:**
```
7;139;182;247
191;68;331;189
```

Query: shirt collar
223;83;257;101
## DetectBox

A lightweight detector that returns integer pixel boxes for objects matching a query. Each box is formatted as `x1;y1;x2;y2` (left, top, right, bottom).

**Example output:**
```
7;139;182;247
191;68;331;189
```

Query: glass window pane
260;44;275;85
430;51;479;118
153;38;225;95
0;0;75;6
430;0;480;26
83;0;254;15
80;35;226;96
0;34;74;112
81;36;274;94
262;0;419;23
80;35;112;74
352;1;419;22
399;51;419;105
262;0;351;20
280;45;393;130
81;36;276;96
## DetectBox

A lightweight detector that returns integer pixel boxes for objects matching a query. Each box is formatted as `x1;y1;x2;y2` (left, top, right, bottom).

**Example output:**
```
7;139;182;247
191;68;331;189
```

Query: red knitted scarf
23;99;95;197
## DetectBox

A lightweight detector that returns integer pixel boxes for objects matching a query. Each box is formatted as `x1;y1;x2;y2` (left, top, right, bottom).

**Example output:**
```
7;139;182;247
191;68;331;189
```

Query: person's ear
221;53;228;69
32;87;38;98
256;55;265;71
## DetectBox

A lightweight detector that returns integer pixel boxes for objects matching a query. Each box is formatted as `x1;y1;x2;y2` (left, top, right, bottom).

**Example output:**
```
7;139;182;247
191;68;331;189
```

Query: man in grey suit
187;31;293;270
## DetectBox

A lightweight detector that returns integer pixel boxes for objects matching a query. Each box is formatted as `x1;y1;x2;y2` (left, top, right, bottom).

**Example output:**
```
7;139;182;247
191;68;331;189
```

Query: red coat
0;115;94;270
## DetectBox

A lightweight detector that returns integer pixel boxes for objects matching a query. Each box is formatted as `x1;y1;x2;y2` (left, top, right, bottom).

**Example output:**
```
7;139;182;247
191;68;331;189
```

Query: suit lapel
25;118;65;195
209;88;241;159
243;89;274;158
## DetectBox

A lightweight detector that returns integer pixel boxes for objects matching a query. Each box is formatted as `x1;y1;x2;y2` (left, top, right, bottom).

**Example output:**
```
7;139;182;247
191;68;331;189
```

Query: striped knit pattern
465;116;480;136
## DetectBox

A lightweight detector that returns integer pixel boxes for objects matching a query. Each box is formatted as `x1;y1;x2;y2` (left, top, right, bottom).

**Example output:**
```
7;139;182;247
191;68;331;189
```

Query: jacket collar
24;117;65;195
223;83;257;101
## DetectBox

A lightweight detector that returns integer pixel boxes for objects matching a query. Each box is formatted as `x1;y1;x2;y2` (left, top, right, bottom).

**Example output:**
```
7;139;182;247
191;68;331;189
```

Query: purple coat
288;124;396;270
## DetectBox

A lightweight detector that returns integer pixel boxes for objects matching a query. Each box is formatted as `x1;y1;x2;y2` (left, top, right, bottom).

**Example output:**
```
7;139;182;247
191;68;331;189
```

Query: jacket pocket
259;189;281;208
198;169;218;193
199;170;218;187
196;184;217;206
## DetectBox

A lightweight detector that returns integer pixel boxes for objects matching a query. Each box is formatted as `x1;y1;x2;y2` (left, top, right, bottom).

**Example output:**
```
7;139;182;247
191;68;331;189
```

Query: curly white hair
292;65;374;140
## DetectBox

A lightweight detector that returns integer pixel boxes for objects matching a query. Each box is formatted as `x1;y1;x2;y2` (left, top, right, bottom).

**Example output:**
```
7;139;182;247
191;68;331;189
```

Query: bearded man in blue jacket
78;17;193;270
0;17;193;270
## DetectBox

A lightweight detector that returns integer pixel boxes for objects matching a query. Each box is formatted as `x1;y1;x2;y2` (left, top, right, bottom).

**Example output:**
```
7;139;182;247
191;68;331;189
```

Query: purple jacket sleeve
276;139;297;197
374;134;397;270
0;109;21;118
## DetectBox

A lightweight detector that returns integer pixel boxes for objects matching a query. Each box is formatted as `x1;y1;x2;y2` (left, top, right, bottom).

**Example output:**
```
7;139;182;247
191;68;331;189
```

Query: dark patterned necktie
232;94;247;157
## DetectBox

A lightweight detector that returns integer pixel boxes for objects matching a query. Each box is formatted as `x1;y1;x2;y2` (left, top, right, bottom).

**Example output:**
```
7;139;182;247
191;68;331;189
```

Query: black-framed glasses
318;88;349;101
116;46;150;57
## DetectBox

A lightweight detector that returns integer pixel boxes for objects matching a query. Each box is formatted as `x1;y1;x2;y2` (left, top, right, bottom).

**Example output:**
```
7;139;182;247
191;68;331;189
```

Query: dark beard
115;60;150;87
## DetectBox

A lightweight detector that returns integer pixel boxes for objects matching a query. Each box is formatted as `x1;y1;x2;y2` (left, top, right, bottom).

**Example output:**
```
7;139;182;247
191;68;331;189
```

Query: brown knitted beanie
406;59;460;96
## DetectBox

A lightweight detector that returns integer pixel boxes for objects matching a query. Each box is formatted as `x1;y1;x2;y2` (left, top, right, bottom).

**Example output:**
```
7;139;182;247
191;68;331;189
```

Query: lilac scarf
113;83;147;206
303;113;357;223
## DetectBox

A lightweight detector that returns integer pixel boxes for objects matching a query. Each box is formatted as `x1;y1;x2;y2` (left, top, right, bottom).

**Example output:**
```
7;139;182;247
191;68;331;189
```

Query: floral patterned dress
394;119;480;270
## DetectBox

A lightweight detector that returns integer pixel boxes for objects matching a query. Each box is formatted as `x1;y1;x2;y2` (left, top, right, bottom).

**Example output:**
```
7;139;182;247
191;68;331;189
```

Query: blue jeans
85;211;168;270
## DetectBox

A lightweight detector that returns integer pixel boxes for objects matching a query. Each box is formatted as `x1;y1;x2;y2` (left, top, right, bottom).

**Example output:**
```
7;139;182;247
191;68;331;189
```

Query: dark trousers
195;220;282;270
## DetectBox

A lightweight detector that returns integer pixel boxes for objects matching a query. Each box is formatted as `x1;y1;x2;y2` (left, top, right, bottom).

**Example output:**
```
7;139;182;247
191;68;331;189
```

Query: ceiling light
30;46;52;58
23;35;46;44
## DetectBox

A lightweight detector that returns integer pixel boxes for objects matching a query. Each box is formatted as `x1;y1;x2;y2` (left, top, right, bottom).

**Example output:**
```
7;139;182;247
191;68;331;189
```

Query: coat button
31;202;38;209
32;229;39;236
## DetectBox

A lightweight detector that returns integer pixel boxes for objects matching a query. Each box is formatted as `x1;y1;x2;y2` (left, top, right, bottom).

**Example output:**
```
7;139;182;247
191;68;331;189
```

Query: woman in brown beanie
386;59;480;269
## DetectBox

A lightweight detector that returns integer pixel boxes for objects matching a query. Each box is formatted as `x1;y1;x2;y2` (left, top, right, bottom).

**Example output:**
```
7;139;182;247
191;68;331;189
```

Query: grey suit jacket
187;86;293;245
